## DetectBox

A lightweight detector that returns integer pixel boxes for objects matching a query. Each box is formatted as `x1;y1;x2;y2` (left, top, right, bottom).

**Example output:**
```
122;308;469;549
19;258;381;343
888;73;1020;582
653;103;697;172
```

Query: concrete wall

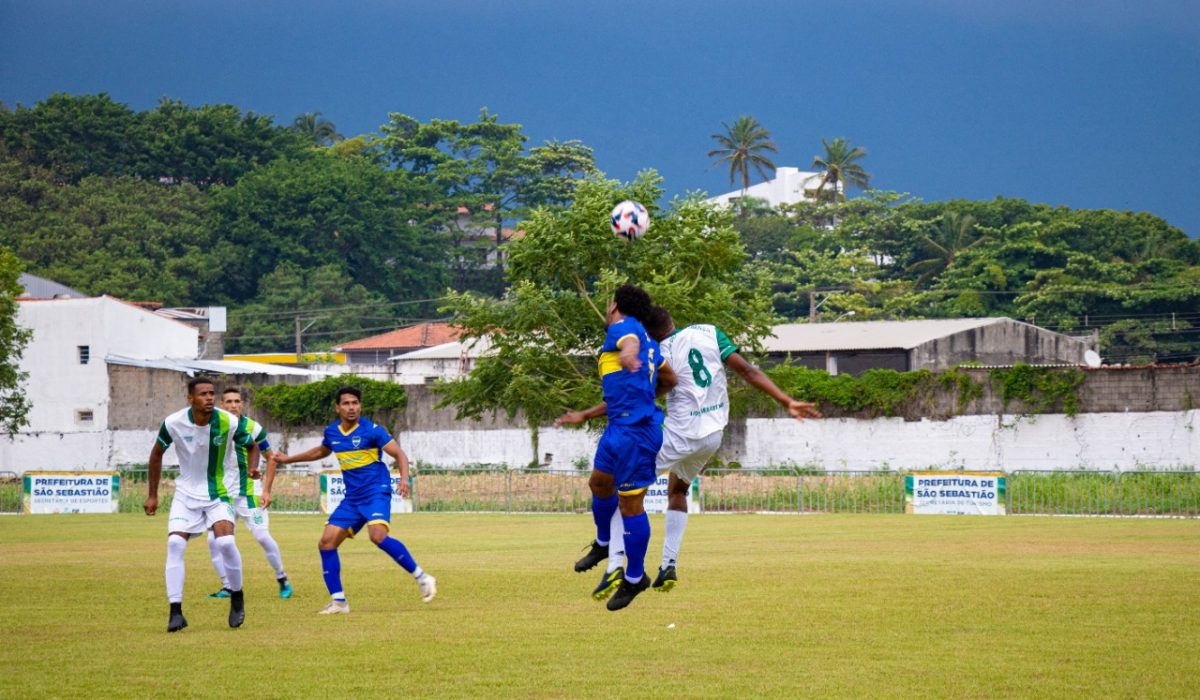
104;366;310;430
910;319;1093;370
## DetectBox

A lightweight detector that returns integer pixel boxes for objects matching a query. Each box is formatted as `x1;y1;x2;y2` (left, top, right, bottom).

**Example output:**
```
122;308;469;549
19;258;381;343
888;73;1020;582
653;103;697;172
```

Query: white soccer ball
611;200;650;240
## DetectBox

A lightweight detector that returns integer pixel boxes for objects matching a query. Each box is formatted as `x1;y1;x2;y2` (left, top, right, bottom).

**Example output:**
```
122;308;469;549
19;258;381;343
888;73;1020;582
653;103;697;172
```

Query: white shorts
167;492;236;535
233;496;270;533
655;429;723;484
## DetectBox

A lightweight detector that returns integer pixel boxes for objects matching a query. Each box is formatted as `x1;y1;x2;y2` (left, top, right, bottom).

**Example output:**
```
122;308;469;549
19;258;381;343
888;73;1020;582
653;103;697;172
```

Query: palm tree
811;137;870;202
708;116;778;198
292;112;344;146
905;212;989;287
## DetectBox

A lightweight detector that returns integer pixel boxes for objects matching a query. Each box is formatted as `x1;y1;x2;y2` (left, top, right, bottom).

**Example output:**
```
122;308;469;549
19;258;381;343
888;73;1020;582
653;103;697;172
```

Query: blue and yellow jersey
321;418;394;501
599;317;664;425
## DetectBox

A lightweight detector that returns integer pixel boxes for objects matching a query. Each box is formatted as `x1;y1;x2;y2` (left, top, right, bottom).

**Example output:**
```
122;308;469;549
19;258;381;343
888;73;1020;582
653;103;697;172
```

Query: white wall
3;411;1195;474
14;297;197;434
707;167;826;209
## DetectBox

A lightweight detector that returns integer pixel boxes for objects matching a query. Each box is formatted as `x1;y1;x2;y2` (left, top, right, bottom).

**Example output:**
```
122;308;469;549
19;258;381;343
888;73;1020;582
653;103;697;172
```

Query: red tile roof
334;322;461;351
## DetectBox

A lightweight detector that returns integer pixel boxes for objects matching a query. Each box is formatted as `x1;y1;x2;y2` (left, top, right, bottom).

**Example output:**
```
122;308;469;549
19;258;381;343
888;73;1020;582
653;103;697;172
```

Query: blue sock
622;512;651;581
319;548;344;599
593;495;618;544
376;536;418;574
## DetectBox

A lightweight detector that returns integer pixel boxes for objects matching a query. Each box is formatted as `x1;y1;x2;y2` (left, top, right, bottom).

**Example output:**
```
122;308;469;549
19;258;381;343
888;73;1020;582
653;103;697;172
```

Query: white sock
607;508;625;573
253;528;286;579
214;534;243;592
206;530;229;588
165;534;187;603
662;509;688;569
412;566;426;580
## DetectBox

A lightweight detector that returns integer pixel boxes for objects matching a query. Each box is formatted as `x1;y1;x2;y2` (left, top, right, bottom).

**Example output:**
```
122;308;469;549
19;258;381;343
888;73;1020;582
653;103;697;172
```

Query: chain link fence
7;467;1198;517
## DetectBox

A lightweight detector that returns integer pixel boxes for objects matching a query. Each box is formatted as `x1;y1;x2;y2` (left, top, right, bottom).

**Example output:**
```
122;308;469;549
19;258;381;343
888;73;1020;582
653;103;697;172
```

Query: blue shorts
328;491;392;535
594;421;663;494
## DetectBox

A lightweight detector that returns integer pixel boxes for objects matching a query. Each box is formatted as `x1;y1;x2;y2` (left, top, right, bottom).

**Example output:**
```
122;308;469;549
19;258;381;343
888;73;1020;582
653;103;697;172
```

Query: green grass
0;514;1197;698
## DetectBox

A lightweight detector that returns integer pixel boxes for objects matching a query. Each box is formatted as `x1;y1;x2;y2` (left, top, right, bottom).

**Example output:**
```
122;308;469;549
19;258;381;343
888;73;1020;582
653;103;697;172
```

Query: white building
14;296;199;433
706;167;830;210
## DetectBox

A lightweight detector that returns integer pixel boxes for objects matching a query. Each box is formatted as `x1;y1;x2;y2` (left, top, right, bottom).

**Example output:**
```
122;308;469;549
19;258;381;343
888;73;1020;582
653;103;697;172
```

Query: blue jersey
321;418;394;501
599;317;664;425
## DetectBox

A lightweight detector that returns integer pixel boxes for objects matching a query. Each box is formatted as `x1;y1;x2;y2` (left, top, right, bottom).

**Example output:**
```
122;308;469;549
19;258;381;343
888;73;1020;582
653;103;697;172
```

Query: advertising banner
23;472;120;514
320;472;412;515
643;473;701;514
905;471;1006;515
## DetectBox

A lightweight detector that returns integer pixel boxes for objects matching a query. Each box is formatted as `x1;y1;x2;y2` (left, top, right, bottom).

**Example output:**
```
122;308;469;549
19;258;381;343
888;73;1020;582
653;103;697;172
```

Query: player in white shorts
145;376;260;633
204;387;292;600
642;306;821;591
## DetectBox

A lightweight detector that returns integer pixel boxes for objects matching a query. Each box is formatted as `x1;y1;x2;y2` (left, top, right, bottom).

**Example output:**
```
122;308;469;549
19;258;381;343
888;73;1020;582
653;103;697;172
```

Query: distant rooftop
17;273;85;299
765;318;1009;352
334;321;460;351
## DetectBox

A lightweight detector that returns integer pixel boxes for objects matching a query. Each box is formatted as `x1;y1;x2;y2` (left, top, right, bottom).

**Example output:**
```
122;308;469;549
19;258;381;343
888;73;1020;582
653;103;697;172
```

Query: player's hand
272;452;289;465
787;400;822;420
144;496;158;516
249;466;262;479
261;491;272;509
555;411;586;427
394;479;411;498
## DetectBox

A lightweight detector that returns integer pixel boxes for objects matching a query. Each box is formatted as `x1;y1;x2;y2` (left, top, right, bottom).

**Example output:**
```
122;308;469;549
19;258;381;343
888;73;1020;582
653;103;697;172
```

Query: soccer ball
611;200;649;240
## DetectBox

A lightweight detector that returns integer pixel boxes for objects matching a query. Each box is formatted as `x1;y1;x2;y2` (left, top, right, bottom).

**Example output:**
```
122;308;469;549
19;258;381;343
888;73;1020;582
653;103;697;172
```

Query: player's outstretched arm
726;352;822;420
274;445;333;465
555;402;608;427
146;443;165;516
382;440;411;498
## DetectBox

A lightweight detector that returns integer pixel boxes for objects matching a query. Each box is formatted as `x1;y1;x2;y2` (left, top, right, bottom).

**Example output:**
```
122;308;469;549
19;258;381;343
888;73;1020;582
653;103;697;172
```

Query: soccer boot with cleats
167;604;188;633
652;565;678;592
606;575;651;611
318;600;350;615
278;577;293;599
207;587;232;599
418;573;437;603
228;590;245;628
592;566;624;601
574;540;608;573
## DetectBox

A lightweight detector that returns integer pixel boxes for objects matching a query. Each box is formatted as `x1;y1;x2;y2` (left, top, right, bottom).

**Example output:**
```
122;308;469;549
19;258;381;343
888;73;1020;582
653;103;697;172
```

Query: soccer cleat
574;540;608;573
228;590;245;628
167;606;188;633
278;577;293;599
318;600;350;615
418;573;437;603
652;565;678;592
592;566;624;601
207;587;232;599
606;575;650;611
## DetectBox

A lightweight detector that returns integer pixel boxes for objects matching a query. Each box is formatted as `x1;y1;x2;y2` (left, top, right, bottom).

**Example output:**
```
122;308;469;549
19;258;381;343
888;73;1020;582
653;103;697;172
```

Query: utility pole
808;289;844;322
294;316;321;362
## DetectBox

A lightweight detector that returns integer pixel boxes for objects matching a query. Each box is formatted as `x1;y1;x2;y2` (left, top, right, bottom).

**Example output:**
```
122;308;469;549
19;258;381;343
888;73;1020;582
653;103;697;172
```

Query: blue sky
2;0;1198;235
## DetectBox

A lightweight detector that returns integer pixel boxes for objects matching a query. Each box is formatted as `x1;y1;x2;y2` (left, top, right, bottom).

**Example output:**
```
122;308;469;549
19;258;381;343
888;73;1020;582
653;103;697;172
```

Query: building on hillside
706;167;827;210
388;337;493;385
333;321;461;365
17;273;85;299
764;318;1095;375
152;306;227;360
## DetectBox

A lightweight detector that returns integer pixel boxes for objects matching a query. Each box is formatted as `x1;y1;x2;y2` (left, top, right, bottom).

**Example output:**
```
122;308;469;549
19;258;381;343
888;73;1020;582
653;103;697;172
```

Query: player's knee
367;528;388;545
589;471;615;497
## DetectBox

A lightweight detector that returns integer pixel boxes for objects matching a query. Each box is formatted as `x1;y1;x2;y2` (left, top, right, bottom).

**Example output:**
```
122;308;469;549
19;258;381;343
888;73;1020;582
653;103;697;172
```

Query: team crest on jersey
351;436;362;448
212;432;226;446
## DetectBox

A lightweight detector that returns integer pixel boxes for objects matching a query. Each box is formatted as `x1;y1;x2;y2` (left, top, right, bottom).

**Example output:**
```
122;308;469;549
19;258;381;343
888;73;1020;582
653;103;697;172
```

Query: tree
0;246;30;435
0;93;141;181
707;116;778;198
435;172;776;465
812;137;870;202
904;212;990;287
292;112;344;147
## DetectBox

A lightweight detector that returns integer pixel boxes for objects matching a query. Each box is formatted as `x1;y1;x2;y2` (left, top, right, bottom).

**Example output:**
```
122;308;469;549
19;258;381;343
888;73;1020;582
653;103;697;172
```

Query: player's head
220;387;244;417
608;284;653;326
334;386;362;423
644;305;675;342
186;376;216;413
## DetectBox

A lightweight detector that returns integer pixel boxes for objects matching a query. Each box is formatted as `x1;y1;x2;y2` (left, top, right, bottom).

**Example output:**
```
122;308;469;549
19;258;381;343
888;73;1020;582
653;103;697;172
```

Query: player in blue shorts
556;284;677;611
270;386;436;613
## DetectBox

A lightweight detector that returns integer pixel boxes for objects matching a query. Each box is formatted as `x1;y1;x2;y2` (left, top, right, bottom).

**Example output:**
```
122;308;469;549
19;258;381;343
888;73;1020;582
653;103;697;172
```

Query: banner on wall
320;472;412;515
905;472;1006;515
23;472;120;514
643;473;701;514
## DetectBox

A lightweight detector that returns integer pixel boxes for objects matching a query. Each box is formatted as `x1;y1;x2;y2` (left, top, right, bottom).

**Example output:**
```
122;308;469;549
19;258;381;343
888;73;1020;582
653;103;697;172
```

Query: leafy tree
0;246;30;435
292;112;344;147
707;116;778;197
904;212;991;287
435;172;776;465
0;93;141;180
811;137;870;202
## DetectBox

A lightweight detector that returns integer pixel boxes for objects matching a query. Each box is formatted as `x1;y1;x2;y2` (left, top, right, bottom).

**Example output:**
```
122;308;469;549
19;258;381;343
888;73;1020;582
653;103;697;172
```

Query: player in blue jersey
556;284;677;611
270;386;436;613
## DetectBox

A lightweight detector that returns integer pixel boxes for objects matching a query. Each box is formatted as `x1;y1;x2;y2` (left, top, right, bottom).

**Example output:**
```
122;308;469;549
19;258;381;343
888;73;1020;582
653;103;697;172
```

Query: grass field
1;513;1197;698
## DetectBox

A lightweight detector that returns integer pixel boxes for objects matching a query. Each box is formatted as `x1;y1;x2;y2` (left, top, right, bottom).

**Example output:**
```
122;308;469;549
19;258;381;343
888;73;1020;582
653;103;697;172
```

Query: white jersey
155;407;255;501
660;324;739;440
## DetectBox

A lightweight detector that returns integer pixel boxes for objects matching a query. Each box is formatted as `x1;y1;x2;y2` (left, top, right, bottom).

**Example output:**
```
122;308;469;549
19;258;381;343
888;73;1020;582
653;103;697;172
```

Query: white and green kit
657;324;738;483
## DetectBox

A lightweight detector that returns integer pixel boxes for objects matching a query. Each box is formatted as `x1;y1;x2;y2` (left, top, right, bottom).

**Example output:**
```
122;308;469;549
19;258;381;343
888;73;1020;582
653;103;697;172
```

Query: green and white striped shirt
156;407;256;501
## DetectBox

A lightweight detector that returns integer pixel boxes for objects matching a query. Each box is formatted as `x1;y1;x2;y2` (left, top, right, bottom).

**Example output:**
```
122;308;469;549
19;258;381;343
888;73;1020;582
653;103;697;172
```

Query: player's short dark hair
187;376;216;395
644;305;674;341
334;386;362;404
222;386;243;398
613;284;653;324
